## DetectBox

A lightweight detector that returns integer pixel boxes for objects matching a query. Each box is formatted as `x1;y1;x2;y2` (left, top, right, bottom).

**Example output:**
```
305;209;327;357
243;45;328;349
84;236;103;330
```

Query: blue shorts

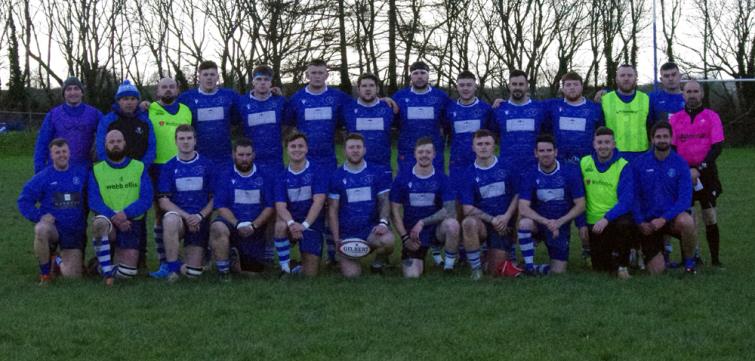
56;225;86;250
485;222;515;252
115;219;146;250
183;219;211;248
298;229;324;256
535;223;571;262
213;217;266;262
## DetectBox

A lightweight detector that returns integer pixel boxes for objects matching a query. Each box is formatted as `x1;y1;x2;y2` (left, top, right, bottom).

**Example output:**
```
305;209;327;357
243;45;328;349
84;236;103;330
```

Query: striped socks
274;238;291;273
216;259;230;274
93;236;114;277
115;264;137;279
444;250;457;270
467;249;482;270
518;231;535;271
431;245;443;265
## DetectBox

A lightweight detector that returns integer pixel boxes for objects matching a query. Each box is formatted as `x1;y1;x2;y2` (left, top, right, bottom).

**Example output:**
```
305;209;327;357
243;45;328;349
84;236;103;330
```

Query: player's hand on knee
41;213;56;224
117;220;132;233
545;219;559;234
291;229;303;240
374;223;389;236
410;221;424;240
579;226;589;242
639;222;654;236
593;218;609;235
650;217;666;231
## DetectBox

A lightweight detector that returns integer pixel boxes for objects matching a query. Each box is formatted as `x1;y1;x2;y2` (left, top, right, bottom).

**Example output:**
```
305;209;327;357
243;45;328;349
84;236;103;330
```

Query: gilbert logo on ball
339;238;371;259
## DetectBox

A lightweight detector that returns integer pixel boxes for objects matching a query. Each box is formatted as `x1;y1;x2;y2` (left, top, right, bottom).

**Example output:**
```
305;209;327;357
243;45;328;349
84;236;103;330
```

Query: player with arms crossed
210;138;274;279
19;139;89;284
328;133;394;278
460;129;520;280
273;132;329;276
342;73;395;169
150;125;214;280
517;135;586;275
88;130;153;283
390;137;460;277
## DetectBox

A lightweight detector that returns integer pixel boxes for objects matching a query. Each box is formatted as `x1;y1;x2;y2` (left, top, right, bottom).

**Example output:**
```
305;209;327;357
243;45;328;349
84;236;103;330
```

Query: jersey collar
565;97;586;107
457;97;479;107
412;165;435;179
537;160;561;175
474;156;498;170
357;98;380;107
305;85;328;95
234;164;257;178
177;151;199;164
288;160;310;175
198;87;219;96
508;98;532;107
410;86;432;95
343;160;367;174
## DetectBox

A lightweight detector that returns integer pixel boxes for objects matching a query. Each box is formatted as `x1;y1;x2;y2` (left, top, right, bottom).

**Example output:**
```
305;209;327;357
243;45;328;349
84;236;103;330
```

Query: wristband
400;234;410;245
301;221;310;229
379;218;390;227
196;213;204;221
250;223;257;231
286;219;295;227
236;221;251;229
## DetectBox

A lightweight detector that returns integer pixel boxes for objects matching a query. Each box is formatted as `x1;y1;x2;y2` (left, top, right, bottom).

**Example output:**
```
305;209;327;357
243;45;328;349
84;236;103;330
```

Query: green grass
1;131;754;360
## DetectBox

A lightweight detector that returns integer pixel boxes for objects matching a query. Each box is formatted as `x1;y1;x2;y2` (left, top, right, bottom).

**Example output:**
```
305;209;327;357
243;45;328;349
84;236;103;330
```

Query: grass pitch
1;131;753;360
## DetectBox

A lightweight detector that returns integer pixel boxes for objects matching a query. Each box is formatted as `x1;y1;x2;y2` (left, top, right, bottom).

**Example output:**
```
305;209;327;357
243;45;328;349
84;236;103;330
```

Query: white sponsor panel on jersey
536;188;565;202
247;111;277;127
559;117;587;131
479;181;506;199
175;177;204;192
346;186;372;202
197;106;224;122
304;107;333;121
234;189;261;204
407;106;434;119
506;118;535;132
287;186;312;202
409;193;436;207
454;119;481;134
356;117;385;131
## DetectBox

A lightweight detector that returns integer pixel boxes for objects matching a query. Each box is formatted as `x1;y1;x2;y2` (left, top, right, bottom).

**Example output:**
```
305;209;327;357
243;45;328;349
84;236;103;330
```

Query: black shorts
640;223;681;262
693;166;722;209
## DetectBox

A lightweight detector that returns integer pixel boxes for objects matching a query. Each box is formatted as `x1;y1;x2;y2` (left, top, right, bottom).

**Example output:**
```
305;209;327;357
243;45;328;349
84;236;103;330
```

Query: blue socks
274;238;291;273
518;231;535;271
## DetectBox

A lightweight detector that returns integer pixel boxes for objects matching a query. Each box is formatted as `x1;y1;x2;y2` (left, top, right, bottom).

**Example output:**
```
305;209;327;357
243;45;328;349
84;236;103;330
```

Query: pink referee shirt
670;108;725;166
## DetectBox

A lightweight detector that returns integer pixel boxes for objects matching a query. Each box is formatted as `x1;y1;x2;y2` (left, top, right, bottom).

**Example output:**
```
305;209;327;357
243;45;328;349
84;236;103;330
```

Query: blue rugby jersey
649;89;685;123
444;98;493;173
546;98;604;164
284;86;351;167
459;157;518;216
18;164;89;232
630;150;692;223
214;164;273;222
491;99;547;167
392;87;451;169
274;160;329;232
235;93;286;167
342;99;395;168
177;88;239;161
519;161;585;222
157;152;214;215
328;162;392;237
390;166;454;227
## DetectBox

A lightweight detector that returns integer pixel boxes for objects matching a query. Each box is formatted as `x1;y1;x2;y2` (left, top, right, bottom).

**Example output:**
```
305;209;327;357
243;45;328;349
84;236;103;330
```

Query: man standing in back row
600;64;651;162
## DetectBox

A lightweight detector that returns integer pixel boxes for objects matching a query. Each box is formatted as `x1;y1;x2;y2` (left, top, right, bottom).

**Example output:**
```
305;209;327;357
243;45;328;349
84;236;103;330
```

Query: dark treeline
1;0;754;143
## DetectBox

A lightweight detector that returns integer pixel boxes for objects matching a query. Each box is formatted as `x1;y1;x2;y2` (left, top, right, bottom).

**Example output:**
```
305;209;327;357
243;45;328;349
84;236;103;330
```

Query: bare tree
660;0;683;62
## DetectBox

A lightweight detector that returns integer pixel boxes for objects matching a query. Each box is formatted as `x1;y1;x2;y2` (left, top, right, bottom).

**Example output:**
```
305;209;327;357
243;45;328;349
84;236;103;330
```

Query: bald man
669;80;725;267
148;77;193;268
88;130;153;284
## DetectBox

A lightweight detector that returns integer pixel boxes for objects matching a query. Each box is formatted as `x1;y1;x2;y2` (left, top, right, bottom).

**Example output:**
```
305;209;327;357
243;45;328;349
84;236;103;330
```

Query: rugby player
18;139;89;284
150;125;214;280
342;73;395;169
88;130;153;283
600;64;651;162
579;127;635;278
273;132;328;276
390;137;460;277
33;77;101;173
460;129;520;280
210;138;274;280
631;121;697;274
393;61;451;171
518;134;586;275
649;62;686;123
670;80;725;267
328;133;394;278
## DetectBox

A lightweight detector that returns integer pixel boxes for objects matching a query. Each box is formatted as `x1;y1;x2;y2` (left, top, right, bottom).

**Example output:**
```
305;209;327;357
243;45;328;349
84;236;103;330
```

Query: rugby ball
339;238;371;259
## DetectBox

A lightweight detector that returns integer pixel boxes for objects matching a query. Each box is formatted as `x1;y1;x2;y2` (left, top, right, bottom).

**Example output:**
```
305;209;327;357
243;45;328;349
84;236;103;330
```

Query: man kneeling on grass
88;130;153;285
391;137;460;278
18;138;89;285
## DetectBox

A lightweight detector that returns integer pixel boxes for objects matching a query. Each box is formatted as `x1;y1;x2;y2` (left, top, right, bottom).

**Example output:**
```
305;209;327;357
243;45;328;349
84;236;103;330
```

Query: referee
669;80;725;267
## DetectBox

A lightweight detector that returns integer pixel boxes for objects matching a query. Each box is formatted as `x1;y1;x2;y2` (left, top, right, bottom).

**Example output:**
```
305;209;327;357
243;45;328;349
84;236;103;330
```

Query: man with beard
393;61;451;171
88;130;153;284
670;80;725;267
600;64;651;162
96;80;156;167
517;135;586;275
19;139;89;284
490;70;547;171
328;133;394;278
390;137;460;277
631;121;697;274
34;77;102;173
148;77;192;268
342;73;395;170
649;62;686;123
210;138;274;280
150;125;214;280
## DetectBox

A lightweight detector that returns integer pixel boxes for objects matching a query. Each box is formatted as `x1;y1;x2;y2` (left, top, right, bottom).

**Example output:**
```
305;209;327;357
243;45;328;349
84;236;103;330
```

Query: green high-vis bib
580;155;628;224
602;91;650;152
149;102;192;164
93;159;144;218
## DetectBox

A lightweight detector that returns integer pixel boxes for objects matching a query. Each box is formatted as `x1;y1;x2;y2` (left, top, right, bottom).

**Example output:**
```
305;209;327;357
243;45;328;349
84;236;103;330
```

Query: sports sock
684;257;696;270
185;265;203;278
93;236;114;277
115;264;137;279
535;263;550;275
663;239;673;263
706;224;720;263
167;260;182;273
467;249;482;270
274;238;291;273
215;259;230;274
518;231;535;271
431;245;443;265
154;225;166;264
39;261;51;276
444;250;457;270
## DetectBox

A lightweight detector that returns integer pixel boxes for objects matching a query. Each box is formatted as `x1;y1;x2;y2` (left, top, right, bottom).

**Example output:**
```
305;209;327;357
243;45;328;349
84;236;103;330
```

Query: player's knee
162;213;182;231
210;221;229;238
518;217;535;231
702;208;717;225
675;213;695;232
92;218;110;235
274;219;288;237
34;222;53;237
442;218;460;235
461;216;479;231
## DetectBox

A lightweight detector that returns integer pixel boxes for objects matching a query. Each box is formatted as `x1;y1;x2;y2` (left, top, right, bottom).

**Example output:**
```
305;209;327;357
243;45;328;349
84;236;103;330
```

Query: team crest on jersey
585;178;592;185
159;121;165;126
136;127;143;134
72;177;80;185
231;179;236;185
536;179;541;185
667;168;676;178
408;181;413;188
302;173;312;183
504;110;509;115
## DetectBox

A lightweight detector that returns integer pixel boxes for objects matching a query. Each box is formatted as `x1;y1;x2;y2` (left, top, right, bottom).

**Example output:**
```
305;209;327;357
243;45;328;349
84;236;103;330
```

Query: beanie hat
115;79;140;100
410;61;430;72
62;76;84;95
